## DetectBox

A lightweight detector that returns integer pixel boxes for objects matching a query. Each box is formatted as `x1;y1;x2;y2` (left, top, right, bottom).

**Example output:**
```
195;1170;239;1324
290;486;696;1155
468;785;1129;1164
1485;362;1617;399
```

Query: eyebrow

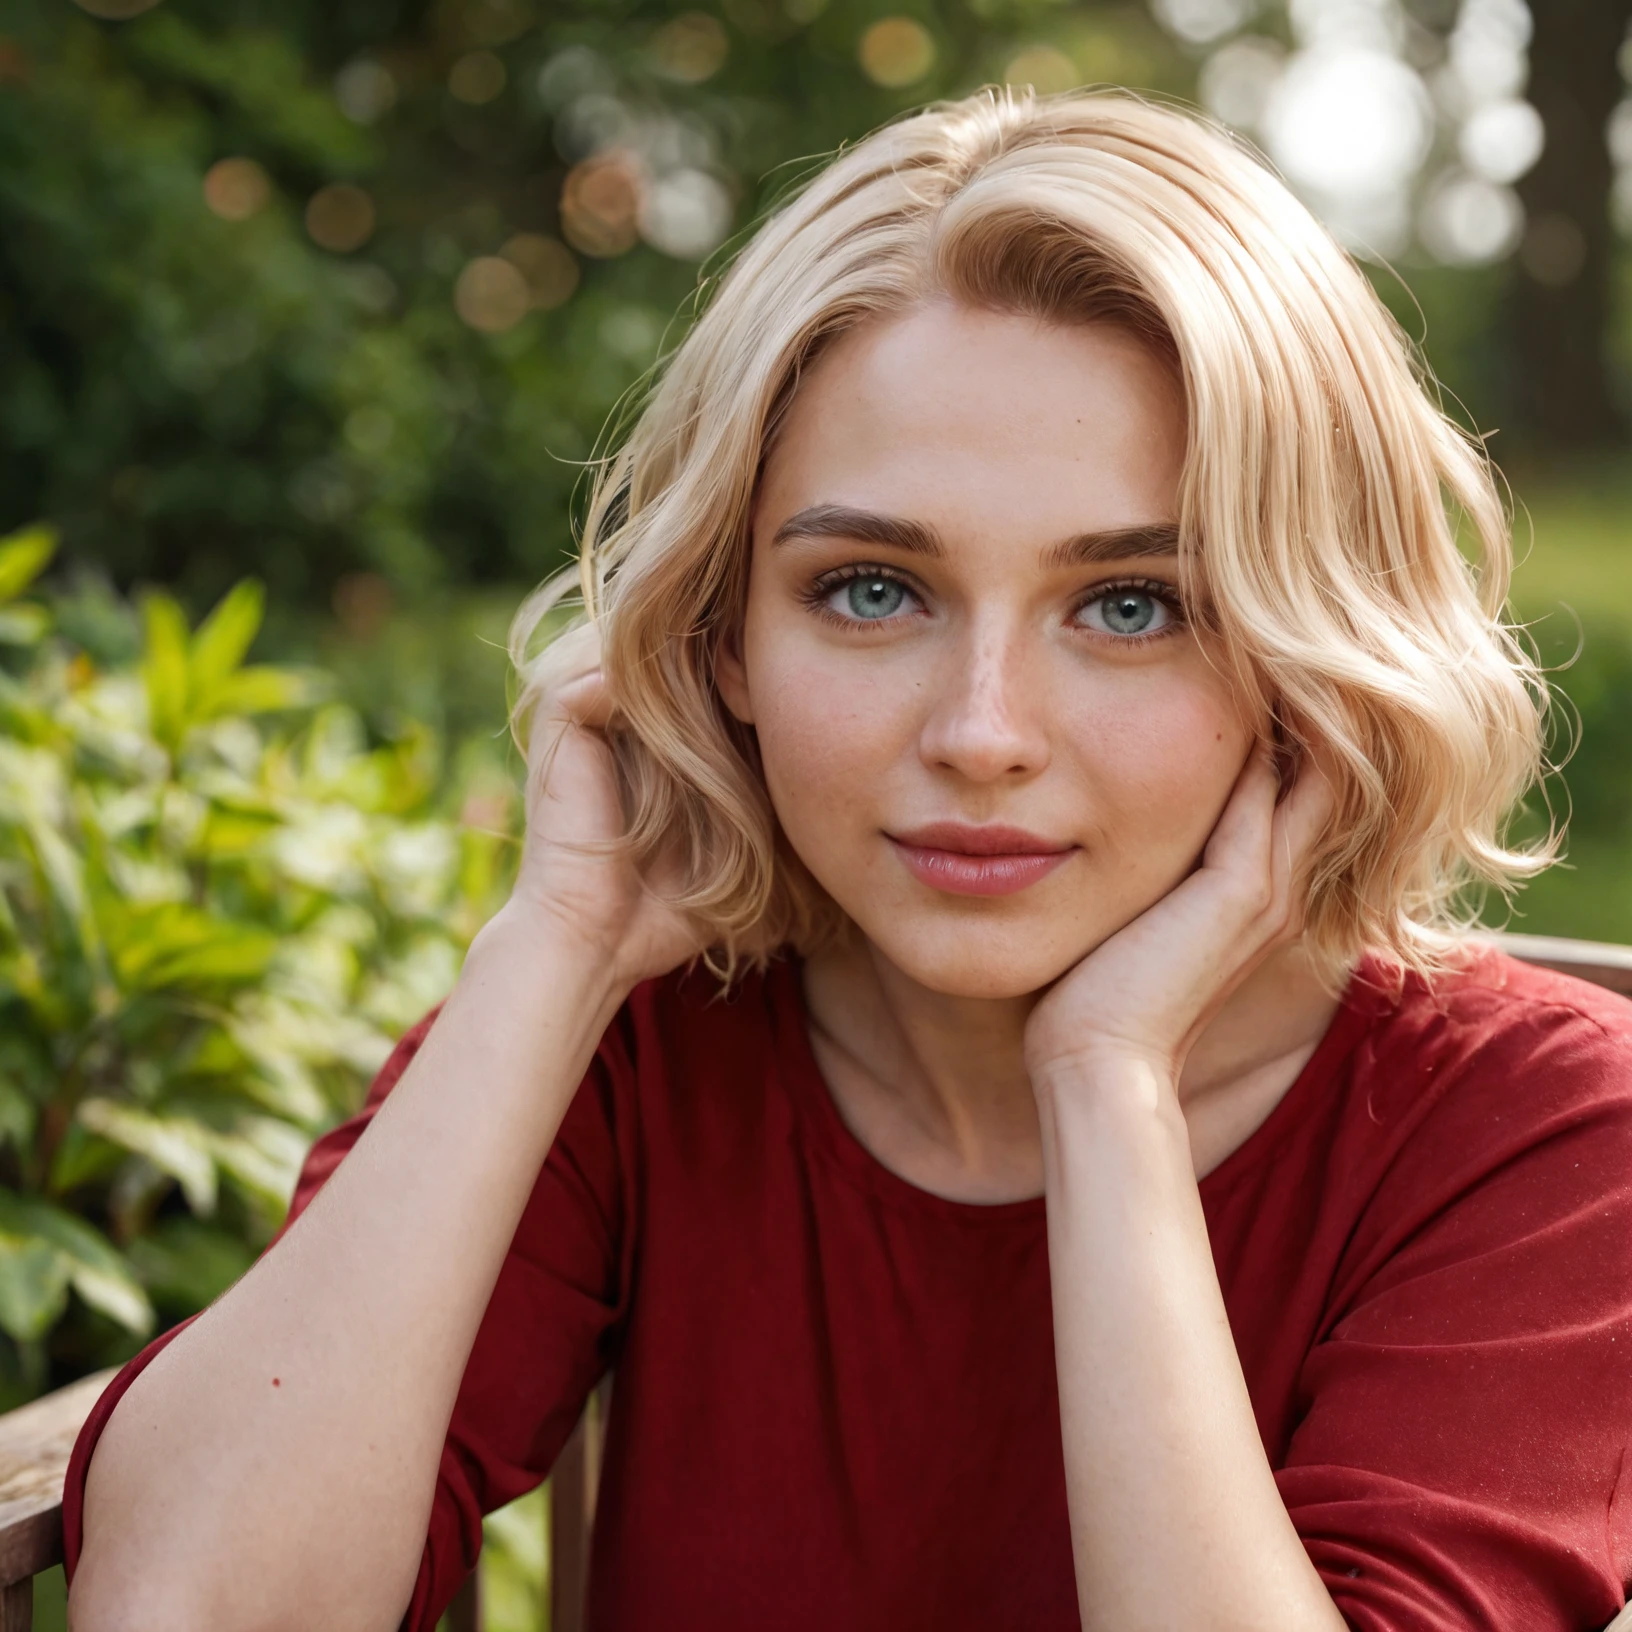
771;504;1182;568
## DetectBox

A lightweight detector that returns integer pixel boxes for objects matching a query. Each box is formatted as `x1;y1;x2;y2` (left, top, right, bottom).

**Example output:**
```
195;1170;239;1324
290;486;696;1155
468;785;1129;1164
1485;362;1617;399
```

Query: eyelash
801;565;1187;642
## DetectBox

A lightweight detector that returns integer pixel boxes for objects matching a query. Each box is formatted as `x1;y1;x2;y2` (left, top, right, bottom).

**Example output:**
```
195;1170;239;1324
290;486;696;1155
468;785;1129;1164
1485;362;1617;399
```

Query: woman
66;90;1632;1631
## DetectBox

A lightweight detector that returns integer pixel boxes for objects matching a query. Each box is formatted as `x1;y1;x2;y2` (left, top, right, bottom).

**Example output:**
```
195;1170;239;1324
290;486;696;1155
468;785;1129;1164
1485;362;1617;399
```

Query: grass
1486;472;1632;945
1510;472;1632;628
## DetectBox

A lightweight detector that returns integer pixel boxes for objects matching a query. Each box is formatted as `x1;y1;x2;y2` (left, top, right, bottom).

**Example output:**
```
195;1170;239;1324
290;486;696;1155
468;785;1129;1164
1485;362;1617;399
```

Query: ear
714;629;755;725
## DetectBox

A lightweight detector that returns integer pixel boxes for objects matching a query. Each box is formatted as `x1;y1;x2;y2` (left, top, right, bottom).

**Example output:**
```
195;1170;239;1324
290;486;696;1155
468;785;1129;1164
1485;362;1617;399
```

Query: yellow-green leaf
0;526;57;605
190;581;265;695
141;593;192;749
201;664;322;719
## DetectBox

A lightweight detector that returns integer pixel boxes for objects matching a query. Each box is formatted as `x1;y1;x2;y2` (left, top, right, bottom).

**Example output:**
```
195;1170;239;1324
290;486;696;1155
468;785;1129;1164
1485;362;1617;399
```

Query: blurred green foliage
0;0;1184;611
0;523;517;1404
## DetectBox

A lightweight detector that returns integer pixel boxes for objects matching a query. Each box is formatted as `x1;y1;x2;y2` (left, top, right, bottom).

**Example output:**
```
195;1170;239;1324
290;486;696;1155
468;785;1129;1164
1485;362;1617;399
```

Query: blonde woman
67;91;1632;1632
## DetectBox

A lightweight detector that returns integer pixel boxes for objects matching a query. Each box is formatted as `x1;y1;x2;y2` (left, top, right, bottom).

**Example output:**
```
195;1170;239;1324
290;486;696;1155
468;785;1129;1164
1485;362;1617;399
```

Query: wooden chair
4;932;1631;1632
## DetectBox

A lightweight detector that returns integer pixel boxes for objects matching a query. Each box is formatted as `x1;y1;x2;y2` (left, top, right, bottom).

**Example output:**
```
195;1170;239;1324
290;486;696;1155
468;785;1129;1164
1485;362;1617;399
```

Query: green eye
1078;587;1173;637
845;576;906;619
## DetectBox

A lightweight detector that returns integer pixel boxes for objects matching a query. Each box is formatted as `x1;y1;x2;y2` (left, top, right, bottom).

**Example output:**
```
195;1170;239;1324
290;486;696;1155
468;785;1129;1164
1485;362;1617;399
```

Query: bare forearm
1036;1056;1346;1632
72;908;627;1632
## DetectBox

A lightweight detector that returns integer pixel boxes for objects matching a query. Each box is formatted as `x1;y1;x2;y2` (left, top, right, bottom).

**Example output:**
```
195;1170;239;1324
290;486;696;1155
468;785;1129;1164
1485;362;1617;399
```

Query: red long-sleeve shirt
64;948;1632;1629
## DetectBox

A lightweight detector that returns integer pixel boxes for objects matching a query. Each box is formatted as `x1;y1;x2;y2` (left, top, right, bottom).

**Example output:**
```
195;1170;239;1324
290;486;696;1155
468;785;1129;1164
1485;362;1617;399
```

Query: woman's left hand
1025;741;1336;1093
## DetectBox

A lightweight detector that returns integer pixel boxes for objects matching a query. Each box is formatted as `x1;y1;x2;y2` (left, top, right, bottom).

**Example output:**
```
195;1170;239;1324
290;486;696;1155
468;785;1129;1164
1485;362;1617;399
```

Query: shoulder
1330;945;1632;1249
1355;944;1632;1127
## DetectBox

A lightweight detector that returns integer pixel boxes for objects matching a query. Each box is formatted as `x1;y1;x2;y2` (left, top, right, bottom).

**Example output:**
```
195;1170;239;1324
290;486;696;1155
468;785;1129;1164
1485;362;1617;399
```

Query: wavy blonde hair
512;87;1554;982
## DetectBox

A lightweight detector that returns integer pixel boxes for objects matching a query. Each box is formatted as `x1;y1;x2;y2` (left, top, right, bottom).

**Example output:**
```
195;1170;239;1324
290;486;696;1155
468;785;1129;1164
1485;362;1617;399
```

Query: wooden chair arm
0;1367;116;1630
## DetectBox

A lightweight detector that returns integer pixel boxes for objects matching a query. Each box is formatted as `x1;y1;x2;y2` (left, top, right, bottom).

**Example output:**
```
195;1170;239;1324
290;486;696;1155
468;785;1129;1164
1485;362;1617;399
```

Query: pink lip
887;823;1077;898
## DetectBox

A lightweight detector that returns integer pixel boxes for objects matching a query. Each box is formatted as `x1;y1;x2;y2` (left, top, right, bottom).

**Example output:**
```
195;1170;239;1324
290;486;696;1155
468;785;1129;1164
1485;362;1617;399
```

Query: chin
860;918;1101;1002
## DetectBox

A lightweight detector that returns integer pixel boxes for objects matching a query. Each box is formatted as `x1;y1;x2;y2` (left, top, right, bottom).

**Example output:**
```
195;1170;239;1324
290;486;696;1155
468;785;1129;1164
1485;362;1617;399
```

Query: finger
1266;744;1337;937
553;667;615;730
1200;743;1280;877
1274;743;1338;876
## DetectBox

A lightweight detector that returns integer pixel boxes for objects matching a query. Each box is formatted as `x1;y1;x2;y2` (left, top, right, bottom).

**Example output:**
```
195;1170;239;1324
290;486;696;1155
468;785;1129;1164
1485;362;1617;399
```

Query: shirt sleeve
1277;999;1632;1631
62;1004;635;1630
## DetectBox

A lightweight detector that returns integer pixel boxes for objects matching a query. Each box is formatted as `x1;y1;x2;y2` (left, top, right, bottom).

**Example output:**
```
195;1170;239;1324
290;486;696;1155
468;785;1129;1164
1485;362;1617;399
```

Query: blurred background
2;0;1631;1625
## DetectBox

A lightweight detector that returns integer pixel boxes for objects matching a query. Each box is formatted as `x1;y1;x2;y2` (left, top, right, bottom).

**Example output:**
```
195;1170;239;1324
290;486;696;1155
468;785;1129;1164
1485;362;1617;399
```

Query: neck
800;934;1348;1203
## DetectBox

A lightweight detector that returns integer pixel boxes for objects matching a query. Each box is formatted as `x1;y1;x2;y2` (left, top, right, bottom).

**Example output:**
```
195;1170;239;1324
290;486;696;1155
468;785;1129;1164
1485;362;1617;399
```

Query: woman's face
716;301;1259;999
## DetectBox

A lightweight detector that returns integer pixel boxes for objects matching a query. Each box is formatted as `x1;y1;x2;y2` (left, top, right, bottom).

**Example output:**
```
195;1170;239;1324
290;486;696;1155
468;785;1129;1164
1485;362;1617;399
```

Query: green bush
0;524;517;1406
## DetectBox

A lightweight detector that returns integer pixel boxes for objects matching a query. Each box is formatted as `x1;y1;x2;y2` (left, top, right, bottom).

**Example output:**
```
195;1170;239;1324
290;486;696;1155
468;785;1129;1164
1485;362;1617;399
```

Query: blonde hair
512;87;1554;983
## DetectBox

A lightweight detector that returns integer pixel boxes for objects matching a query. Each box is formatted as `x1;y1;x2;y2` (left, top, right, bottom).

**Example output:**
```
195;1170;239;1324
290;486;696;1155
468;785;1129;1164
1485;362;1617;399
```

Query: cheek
747;643;914;824
1070;669;1252;850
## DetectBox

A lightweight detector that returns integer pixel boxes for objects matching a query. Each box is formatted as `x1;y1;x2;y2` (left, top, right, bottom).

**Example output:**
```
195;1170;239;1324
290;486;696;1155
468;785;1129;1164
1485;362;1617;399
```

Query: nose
917;621;1051;784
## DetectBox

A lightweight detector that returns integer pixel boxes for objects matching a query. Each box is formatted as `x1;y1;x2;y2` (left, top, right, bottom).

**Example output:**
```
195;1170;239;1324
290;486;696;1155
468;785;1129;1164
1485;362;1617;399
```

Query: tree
1512;0;1632;451
0;0;1184;609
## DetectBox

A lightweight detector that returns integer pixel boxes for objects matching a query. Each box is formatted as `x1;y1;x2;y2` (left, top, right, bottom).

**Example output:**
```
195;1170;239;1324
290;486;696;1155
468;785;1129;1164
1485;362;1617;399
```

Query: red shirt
64;949;1632;1629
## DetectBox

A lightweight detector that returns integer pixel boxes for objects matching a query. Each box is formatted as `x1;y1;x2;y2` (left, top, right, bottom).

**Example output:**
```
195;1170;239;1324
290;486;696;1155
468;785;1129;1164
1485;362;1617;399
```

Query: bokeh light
858;19;936;89
335;59;397;125
1002;46;1079;96
1419;171;1523;265
305;184;376;254
70;0;163;16
454;256;532;332
449;50;507;105
1458;98;1543;185
203;158;271;222
1262;44;1434;250
499;234;580;309
1265;48;1434;201
344;406;396;457
650;13;730;84
1520;213;1588;287
446;0;534;47
1198;36;1284;129
1151;0;1256;47
638;169;734;259
560;151;645;257
1445;0;1529;108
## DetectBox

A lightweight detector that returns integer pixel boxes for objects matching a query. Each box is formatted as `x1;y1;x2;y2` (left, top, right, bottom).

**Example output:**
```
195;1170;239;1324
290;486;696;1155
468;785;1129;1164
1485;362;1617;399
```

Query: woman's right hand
493;648;708;995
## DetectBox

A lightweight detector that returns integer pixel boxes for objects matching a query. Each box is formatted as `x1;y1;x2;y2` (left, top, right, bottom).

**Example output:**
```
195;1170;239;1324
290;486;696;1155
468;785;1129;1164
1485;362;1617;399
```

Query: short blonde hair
513;87;1553;982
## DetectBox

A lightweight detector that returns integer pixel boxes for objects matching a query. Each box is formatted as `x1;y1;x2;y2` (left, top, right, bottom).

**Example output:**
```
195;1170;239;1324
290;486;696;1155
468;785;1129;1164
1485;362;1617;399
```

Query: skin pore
716;300;1345;1200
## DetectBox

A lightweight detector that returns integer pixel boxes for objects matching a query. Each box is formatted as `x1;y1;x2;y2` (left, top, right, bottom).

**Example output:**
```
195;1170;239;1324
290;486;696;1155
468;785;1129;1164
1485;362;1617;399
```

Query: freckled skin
716;303;1258;1000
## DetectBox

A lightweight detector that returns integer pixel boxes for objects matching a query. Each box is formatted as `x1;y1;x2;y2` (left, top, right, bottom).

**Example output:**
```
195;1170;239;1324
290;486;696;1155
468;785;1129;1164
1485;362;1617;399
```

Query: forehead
757;301;1187;544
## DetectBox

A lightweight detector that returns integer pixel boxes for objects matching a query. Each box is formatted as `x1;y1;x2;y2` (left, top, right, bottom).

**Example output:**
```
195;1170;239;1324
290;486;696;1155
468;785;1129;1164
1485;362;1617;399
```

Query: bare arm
1027;748;1347;1630
71;666;699;1632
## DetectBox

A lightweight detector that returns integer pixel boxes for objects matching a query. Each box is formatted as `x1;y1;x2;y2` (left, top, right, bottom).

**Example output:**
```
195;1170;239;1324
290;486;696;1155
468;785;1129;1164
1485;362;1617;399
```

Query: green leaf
77;1099;218;1215
0;526;57;605
106;902;279;994
189;581;264;696
201;665;323;719
0;1080;37;1154
201;1118;307;1213
0;1193;152;1336
141;593;193;750
0;1238;71;1343
0;606;49;647
127;1217;253;1317
47;1126;126;1195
